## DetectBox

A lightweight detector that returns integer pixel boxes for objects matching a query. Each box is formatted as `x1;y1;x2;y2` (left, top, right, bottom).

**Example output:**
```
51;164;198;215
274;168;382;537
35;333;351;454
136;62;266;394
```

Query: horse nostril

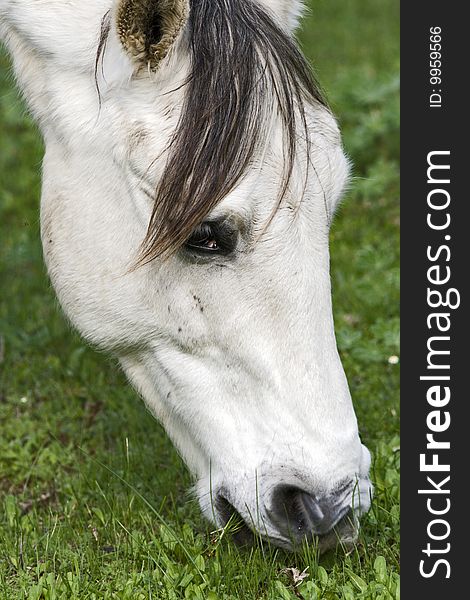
215;495;254;546
270;485;348;538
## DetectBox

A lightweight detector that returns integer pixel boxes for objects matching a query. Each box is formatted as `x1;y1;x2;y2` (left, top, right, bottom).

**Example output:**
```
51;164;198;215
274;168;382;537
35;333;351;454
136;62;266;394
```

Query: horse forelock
99;0;328;263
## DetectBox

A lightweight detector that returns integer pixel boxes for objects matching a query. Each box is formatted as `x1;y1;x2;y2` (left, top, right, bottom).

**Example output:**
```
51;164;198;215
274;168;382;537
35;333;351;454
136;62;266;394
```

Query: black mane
114;0;328;261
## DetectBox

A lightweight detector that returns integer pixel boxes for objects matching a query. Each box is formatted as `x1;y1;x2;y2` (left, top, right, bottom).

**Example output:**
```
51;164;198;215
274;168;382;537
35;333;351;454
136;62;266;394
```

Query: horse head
0;0;372;550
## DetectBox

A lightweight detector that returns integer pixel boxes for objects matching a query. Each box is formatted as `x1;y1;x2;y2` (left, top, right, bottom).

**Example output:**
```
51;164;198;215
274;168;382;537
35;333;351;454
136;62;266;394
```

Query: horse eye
184;221;238;256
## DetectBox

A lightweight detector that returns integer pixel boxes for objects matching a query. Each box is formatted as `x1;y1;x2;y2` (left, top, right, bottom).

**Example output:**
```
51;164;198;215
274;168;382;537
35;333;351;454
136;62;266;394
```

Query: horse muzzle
213;476;373;551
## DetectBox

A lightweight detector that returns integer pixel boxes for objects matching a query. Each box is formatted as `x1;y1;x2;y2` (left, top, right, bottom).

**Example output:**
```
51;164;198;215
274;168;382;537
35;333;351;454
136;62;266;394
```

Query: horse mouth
313;509;358;554
215;495;255;546
215;494;358;552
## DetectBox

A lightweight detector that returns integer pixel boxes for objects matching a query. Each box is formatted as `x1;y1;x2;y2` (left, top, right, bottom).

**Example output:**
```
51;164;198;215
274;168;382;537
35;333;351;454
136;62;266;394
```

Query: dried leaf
283;566;309;586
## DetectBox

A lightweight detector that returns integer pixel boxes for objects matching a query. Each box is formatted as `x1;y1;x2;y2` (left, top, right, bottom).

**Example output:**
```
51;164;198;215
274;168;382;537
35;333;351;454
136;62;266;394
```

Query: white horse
0;0;372;551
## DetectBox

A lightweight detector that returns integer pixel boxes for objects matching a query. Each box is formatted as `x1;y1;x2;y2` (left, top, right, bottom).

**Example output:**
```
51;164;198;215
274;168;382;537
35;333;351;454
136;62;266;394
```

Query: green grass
0;0;399;598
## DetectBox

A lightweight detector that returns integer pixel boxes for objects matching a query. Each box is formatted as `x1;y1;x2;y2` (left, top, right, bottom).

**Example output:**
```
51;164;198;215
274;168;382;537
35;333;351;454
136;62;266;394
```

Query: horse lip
215;494;255;546
318;503;352;534
315;508;359;554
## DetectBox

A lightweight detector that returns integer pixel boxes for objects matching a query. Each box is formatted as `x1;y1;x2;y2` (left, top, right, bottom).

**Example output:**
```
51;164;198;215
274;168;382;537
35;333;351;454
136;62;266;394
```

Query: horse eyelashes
184;220;239;256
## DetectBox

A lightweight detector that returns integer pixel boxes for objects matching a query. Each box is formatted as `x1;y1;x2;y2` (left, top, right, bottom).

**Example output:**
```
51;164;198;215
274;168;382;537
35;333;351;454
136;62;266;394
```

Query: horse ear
116;0;189;70
262;0;305;32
